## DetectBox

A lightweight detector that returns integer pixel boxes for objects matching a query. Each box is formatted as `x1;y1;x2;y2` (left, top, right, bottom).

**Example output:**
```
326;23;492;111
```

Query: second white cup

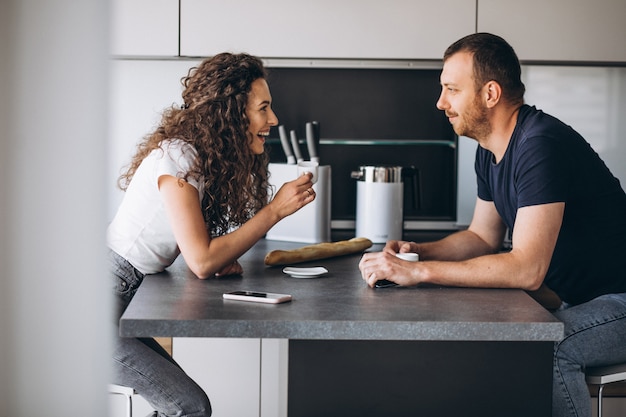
297;161;319;184
396;252;419;262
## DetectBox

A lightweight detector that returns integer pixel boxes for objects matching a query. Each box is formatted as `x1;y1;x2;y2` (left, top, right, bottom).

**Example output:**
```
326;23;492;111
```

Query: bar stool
108;384;136;417
585;363;626;417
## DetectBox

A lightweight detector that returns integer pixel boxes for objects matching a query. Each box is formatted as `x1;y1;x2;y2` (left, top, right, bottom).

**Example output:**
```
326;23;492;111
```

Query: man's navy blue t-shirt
475;104;626;305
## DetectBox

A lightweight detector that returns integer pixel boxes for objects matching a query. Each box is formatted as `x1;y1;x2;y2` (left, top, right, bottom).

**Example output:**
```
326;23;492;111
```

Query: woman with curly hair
107;53;315;417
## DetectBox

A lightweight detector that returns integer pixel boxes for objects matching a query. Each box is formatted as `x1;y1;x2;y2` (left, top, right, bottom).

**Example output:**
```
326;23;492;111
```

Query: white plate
282;266;328;278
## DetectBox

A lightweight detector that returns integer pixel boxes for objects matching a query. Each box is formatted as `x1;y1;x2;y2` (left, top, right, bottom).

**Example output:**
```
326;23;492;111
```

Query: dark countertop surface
120;237;563;341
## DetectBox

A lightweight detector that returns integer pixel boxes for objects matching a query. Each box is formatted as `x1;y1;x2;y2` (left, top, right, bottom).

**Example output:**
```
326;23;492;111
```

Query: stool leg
126;395;133;417
597;384;604;417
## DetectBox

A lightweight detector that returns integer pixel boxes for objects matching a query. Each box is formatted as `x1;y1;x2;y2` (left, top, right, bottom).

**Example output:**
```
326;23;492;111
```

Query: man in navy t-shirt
475;105;626;306
359;33;626;417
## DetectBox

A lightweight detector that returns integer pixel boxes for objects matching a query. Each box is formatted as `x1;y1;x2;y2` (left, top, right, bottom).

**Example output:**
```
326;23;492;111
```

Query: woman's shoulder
160;138;197;154
151;138;198;163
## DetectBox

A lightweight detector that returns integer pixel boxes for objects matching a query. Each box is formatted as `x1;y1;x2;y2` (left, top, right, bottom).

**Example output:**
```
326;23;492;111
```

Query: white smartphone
223;290;292;304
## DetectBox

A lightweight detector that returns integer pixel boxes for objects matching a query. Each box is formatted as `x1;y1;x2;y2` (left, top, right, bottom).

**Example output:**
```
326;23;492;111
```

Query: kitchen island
120;238;563;417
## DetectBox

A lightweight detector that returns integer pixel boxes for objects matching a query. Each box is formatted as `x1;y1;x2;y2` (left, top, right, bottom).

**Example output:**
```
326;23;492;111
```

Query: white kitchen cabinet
172;338;289;417
179;0;475;59
260;339;289;417
477;0;626;62
173;338;262;417
111;0;626;62
110;0;179;56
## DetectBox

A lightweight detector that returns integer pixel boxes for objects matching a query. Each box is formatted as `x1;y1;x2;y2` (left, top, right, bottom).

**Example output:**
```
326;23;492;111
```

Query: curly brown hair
118;53;271;236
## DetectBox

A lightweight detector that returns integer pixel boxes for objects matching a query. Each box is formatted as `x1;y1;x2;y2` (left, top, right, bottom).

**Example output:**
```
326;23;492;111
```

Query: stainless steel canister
351;165;404;243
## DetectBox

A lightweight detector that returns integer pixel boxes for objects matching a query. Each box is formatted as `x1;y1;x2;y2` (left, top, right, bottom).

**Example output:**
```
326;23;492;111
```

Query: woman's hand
215;260;243;277
268;172;316;220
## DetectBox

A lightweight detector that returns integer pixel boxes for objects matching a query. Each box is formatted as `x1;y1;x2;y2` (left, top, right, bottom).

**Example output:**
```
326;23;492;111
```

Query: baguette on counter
264;237;373;266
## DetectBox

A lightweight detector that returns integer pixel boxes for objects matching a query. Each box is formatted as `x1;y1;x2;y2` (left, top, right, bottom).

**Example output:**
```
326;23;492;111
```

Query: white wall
524;66;626;184
0;2;11;414
108;59;199;220
0;1;110;416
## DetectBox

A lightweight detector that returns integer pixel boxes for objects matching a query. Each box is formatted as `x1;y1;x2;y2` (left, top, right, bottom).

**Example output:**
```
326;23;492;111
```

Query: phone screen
375;279;398;288
223;291;292;304
230;291;268;298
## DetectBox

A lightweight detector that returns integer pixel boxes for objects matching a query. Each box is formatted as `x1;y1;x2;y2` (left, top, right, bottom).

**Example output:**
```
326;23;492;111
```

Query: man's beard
454;96;491;140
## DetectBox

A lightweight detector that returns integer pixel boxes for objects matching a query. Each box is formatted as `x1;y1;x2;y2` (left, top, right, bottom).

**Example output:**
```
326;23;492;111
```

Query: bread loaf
264;237;373;266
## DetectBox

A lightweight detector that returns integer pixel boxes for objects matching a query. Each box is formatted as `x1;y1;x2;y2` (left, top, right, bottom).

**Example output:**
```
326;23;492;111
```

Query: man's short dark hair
444;33;525;106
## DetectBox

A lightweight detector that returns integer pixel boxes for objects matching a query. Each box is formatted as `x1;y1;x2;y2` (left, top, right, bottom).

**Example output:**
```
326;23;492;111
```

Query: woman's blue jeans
109;251;212;417
552;292;626;417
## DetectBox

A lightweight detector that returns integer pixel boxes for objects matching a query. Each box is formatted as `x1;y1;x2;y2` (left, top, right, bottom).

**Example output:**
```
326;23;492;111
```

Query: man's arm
360;198;564;291
414;198;507;261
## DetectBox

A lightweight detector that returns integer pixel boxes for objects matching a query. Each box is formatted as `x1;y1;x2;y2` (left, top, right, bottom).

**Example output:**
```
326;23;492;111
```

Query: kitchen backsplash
266;67;451;141
265;66;456;227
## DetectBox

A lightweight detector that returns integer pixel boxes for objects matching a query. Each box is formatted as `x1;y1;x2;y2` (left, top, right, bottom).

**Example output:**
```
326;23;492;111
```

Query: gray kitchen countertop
120;238;563;341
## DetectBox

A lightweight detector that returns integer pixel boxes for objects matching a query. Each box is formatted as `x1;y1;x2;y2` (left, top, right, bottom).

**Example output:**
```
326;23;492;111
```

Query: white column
0;0;110;416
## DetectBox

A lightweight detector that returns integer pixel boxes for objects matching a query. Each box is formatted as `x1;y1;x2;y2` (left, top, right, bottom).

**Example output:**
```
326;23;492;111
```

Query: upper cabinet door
180;0;476;59
477;0;626;63
111;0;179;56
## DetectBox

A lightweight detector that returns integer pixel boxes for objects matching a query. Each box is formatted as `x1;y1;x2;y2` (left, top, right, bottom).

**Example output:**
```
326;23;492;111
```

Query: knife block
266;163;331;243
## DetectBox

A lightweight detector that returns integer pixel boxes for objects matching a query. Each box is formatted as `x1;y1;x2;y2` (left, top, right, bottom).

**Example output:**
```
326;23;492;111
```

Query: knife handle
278;125;296;164
312;121;320;163
312;121;320;141
289;130;304;163
305;122;319;163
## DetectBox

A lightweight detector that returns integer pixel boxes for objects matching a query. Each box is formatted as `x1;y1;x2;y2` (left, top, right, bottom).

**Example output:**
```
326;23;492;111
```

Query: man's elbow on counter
520;270;548;292
523;280;544;292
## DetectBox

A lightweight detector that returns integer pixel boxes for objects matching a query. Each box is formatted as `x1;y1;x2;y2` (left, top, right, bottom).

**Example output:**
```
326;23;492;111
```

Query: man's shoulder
517;104;565;132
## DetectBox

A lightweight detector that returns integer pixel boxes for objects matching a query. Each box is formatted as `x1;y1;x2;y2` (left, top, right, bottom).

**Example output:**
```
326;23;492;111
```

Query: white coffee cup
396;252;419;262
297;161;319;184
